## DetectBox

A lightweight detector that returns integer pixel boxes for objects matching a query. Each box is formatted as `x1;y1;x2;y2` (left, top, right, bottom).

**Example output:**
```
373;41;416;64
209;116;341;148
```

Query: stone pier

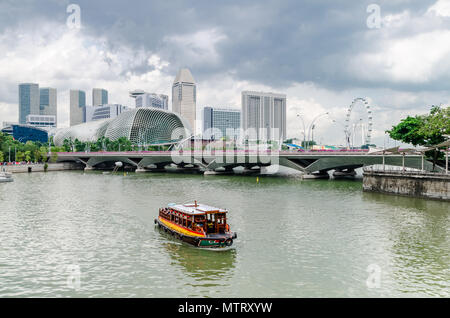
363;170;449;201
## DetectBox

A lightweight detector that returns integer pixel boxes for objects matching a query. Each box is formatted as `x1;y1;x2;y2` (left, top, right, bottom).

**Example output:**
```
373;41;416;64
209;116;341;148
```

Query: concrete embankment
363;170;450;201
2;162;83;173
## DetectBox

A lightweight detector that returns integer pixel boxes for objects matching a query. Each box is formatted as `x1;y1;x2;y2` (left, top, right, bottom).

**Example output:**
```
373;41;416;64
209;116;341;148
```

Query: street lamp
306;112;329;150
296;114;306;148
331;119;350;149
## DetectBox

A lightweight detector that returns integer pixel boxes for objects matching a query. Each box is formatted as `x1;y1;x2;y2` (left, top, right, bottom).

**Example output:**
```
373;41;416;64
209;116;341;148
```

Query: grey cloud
0;0;446;92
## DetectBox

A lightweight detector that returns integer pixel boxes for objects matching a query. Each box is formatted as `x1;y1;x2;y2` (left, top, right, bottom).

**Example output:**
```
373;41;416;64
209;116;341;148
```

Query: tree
50;152;58;163
16;151;25;162
0;151;3;162
387;115;425;146
24;150;32;162
387;105;450;169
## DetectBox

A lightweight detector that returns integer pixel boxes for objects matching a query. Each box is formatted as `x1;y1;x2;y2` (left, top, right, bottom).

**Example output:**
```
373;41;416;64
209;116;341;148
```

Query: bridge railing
363;165;446;175
56;149;391;156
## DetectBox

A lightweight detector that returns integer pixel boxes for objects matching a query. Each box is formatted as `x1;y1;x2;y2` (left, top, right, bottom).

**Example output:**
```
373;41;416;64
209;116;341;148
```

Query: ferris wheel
344;97;373;146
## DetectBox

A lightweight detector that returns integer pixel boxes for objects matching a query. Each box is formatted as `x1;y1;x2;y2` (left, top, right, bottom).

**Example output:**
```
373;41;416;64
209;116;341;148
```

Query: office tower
18;83;40;124
70;89;86;126
136;93;169;110
92;88;108;106
39;87;57;125
241;91;287;141
84;104;130;122
203;107;240;140
172;68;196;132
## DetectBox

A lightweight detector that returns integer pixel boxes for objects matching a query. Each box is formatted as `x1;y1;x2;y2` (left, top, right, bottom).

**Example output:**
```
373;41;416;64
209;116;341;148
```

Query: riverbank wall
363;170;449;201
2;162;84;173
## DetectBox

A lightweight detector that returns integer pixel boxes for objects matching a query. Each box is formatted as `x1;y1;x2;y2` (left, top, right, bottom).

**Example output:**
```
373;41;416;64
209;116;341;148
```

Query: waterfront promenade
2;162;83;173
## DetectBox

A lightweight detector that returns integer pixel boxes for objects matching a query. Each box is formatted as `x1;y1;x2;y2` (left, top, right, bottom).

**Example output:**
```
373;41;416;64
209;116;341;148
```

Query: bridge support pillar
333;168;357;179
204;167;235;175
302;171;330;179
242;166;261;175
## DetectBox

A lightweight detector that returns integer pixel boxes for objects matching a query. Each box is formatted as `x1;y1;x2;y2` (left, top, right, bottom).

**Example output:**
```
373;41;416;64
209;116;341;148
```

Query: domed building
53;108;192;146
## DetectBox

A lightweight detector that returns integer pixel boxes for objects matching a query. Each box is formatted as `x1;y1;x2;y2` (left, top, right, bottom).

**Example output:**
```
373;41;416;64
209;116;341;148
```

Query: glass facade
203;107;240;139
54;108;191;146
11;125;48;144
92;88;108;106
18;83;39;124
39;87;57;125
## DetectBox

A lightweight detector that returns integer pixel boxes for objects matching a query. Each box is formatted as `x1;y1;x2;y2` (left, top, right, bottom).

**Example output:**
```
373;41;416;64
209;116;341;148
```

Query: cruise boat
0;169;13;183
155;201;237;248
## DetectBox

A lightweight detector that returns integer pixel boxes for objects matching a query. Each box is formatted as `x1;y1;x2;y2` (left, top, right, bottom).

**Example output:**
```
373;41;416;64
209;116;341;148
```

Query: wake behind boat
0;169;13;183
155;201;237;248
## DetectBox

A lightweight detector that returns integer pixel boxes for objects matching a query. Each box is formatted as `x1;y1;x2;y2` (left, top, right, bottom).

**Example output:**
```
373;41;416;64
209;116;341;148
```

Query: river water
0;171;448;297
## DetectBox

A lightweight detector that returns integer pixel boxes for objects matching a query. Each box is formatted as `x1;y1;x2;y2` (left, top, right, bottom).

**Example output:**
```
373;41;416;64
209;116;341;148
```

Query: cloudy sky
1;0;450;146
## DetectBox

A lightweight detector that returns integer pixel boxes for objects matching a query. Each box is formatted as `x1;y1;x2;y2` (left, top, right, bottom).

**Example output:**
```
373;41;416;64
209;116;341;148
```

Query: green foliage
387;106;449;146
387;105;450;169
0;132;51;162
62;136;140;152
0;151;3;162
50;152;58;163
16;151;24;162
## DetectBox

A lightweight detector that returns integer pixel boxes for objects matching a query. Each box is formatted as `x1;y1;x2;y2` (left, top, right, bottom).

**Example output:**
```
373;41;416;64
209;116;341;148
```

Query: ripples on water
0;171;448;297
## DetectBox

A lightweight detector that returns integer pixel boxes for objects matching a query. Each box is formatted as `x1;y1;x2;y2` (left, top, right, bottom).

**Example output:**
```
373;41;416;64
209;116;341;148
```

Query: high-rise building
84;104;130;122
92;88;108;106
18;83;40;124
70;90;86;126
136;93;168;110
172;68;196;132
39;87;57;125
203;107;240;140
241;91;286;141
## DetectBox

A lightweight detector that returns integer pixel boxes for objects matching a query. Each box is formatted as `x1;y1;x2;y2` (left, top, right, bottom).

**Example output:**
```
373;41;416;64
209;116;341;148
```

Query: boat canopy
167;203;227;215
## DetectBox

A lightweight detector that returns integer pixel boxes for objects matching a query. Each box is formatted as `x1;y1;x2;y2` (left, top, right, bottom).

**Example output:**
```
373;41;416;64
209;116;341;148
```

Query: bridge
55;150;442;176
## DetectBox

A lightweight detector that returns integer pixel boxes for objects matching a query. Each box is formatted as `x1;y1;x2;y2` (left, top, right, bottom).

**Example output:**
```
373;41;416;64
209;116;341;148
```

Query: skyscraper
241;91;286;141
70;89;86;126
203;107;240;140
18;83;40;124
172;68;196;132
39;87;57;125
136;93;169;110
92;88;108;106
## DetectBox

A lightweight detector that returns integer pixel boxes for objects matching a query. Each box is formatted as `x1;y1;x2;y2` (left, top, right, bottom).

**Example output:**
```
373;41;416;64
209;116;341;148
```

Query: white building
241;91;286;141
136;93;168;110
26;114;56;128
172;68;196;133
70;89;86;126
92;88;108;106
84;104;130;122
